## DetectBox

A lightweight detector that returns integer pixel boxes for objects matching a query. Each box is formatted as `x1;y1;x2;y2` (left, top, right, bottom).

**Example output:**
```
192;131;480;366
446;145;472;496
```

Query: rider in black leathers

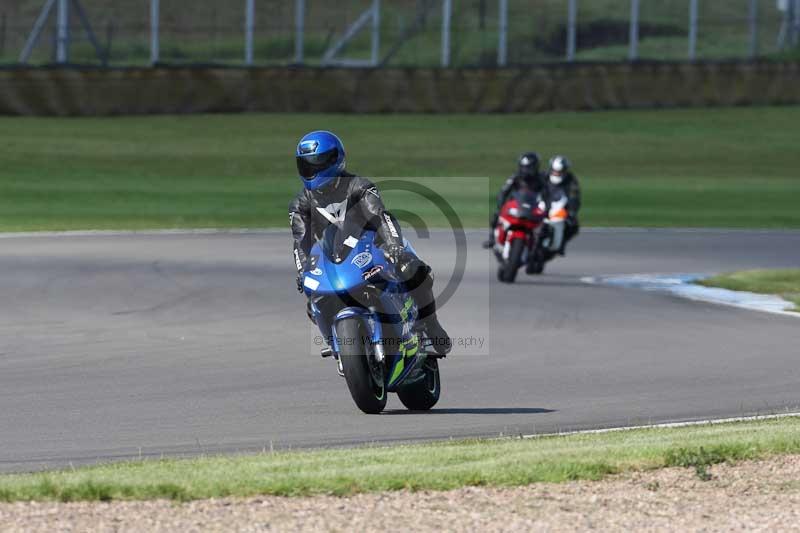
544;155;581;255
483;152;547;249
290;137;451;356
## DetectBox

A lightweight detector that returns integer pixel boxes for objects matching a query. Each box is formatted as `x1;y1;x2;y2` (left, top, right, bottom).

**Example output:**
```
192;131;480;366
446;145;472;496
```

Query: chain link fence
0;0;797;67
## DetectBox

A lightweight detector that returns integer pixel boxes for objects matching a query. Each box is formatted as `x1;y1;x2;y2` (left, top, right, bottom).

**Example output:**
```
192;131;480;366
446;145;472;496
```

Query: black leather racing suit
289;172;403;273
289;171;450;354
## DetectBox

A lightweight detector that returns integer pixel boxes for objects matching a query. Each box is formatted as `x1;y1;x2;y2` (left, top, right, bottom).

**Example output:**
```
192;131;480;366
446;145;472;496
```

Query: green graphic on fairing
399;296;414;321
388;333;420;385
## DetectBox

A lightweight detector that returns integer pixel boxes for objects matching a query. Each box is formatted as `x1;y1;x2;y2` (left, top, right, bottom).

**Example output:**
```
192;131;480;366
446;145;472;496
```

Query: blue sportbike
302;222;442;414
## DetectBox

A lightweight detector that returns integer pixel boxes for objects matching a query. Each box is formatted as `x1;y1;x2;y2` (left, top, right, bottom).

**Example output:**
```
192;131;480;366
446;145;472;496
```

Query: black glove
393;254;430;291
384;244;405;266
296;273;304;293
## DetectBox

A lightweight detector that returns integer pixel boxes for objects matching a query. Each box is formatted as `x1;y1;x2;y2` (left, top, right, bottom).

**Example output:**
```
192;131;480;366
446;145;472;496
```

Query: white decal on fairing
351;252;372;268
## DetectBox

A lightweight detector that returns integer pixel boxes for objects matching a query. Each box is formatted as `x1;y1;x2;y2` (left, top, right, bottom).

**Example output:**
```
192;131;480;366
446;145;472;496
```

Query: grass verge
1;107;800;232
698;269;800;310
1;416;799;502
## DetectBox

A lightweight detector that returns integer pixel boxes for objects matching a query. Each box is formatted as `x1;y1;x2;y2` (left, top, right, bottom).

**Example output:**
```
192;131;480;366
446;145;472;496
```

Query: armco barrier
0;62;798;116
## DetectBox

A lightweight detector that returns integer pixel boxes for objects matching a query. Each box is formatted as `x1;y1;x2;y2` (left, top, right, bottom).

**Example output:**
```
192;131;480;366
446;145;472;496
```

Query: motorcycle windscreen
320;219;367;264
511;189;542;221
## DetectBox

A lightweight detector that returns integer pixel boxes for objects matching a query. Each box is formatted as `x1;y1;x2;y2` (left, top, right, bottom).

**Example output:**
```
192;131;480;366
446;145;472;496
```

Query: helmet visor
296;148;339;179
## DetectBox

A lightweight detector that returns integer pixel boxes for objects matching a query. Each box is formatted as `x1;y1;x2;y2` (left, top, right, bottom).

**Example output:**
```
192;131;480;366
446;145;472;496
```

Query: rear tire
526;246;545;275
337;317;387;414
501;238;525;283
397;359;440;411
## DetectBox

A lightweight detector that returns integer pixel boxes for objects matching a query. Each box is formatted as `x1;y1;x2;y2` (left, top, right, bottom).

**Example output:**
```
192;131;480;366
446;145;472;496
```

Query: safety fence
0;1;798;68
1;62;798;115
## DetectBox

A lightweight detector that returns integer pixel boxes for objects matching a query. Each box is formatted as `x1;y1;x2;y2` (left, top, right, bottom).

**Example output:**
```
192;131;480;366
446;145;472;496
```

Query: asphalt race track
2;229;800;473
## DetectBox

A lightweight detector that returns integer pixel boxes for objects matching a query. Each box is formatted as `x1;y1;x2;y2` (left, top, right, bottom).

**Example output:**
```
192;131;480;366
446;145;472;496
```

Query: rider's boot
419;311;452;356
415;276;451;356
483;215;499;249
395;253;452;356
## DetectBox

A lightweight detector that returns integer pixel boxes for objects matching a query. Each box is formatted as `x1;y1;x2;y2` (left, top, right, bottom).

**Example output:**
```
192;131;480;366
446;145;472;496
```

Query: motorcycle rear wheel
337;317;387;414
397;359;440;411
526;246;545;275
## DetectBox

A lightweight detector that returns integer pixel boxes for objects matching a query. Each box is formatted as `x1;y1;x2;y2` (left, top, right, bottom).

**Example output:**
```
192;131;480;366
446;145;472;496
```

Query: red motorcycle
492;188;546;283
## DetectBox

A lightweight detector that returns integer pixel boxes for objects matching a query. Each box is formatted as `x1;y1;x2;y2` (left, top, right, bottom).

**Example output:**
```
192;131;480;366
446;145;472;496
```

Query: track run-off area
1;229;799;473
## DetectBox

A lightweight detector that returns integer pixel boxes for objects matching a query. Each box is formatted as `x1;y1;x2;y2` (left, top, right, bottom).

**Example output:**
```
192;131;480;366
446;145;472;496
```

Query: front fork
503;230;532;261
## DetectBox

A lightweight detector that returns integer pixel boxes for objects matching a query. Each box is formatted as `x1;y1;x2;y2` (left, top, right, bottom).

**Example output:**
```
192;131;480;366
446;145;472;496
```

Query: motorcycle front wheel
500;238;525;283
337;317;387;414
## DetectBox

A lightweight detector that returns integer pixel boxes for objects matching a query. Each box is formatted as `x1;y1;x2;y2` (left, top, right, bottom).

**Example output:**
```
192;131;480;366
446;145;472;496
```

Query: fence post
688;0;698;61
566;0;577;62
295;0;305;64
497;0;508;66
441;0;451;67
150;0;159;65
0;13;6;59
749;0;759;58
56;0;69;63
371;0;380;65
793;0;800;46
628;0;639;61
0;13;6;58
245;0;254;65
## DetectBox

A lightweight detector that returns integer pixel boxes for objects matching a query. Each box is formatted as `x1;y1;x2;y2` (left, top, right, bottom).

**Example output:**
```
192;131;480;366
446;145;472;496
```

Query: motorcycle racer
545;155;581;255
289;130;451;355
483;152;547;249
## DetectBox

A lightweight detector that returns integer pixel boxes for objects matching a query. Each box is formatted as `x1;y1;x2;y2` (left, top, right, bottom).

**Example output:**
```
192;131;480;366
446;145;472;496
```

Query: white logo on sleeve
383;213;399;238
293;249;303;271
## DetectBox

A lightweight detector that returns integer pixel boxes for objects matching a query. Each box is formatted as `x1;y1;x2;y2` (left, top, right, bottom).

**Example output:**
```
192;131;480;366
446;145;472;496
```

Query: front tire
501;238;525;283
337;317;387;414
397;359;440;411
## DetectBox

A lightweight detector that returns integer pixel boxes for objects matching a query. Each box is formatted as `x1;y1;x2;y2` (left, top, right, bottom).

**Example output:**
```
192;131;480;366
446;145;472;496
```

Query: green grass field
1;106;799;232
1;416;799;502
699;269;800;309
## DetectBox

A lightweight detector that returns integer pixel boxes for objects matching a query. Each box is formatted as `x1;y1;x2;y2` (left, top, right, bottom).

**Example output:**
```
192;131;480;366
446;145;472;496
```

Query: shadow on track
383;407;556;415
511;280;589;289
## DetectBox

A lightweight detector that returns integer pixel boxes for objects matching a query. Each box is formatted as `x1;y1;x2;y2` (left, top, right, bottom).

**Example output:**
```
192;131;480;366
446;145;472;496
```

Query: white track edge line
582;275;800;319
521;412;800;439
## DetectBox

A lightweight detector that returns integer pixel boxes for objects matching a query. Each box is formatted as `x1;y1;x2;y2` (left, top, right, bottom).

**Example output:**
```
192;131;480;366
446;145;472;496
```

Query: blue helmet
295;131;346;190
